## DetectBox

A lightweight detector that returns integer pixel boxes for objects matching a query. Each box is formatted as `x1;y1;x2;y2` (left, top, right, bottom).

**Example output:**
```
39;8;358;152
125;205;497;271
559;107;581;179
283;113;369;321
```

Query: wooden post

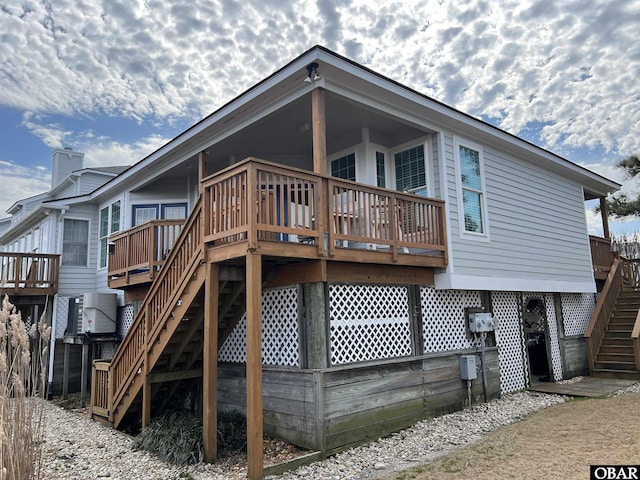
246;254;263;480
302;282;328;369
62;342;70;399
312;88;327;176
142;303;151;428
203;262;219;462
80;343;89;407
600;196;610;239
199;151;208;195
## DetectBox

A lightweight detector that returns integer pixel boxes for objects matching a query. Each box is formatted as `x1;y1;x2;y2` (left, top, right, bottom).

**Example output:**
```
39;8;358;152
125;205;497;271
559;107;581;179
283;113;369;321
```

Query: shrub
0;295;51;480
133;409;247;465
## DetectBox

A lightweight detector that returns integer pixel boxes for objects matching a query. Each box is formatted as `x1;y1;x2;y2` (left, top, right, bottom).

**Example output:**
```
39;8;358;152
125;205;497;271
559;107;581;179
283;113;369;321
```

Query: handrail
632;308;640;374
108;199;203;413
621;258;640;289
589;235;614;278
585;256;622;372
0;252;60;294
201;157;447;262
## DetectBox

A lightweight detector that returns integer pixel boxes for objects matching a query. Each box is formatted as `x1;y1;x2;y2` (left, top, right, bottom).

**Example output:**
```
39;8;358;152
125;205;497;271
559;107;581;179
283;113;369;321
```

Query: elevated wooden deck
0;252;59;296
108;158;448;289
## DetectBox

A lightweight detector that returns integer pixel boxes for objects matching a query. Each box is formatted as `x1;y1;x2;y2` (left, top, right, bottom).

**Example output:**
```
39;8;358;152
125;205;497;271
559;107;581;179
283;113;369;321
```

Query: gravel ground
39;380;640;480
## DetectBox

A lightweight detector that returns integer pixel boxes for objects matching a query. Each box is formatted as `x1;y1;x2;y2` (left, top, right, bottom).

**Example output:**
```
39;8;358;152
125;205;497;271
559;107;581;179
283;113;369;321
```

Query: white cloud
0;161;51;216
80;134;170;168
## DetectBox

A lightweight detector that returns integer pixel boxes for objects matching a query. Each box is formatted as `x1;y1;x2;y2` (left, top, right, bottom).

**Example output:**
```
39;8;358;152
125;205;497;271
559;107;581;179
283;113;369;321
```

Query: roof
79;45;618;204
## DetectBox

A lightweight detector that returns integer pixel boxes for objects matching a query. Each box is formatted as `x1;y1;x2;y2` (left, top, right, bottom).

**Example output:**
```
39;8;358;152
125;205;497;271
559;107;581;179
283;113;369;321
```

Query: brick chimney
51;147;84;189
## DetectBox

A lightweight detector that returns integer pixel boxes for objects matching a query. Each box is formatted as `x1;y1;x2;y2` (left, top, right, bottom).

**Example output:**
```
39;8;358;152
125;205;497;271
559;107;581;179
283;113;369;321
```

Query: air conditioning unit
81;293;117;334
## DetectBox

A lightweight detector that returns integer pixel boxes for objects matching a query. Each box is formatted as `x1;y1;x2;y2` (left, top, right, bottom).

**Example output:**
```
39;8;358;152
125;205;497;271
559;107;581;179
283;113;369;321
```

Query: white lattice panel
219;286;299;367
99;343;118;359
544;293;563;381
329;285;411;365
561;293;596;336
492;291;528;394
119;304;135;337
420;288;482;352
55;295;69;339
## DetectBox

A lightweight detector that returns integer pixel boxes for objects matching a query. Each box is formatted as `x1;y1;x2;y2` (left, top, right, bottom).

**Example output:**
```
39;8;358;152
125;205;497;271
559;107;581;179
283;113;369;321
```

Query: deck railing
589;235;614;279
201;158;447;263
585;257;622;372
0;252;60;295
108;219;185;286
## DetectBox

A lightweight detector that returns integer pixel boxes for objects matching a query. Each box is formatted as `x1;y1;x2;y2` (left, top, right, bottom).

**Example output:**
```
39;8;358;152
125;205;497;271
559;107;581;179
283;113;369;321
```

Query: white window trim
62;217;91;268
453;136;490;242
98;200;122;271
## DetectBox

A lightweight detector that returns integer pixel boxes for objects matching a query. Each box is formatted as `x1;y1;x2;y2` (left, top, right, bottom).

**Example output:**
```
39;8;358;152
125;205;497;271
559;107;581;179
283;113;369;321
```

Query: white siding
78;173;115;195
437;132;594;293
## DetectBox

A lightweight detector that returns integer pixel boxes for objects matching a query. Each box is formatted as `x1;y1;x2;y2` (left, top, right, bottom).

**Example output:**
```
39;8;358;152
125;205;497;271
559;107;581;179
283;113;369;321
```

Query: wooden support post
246;254;263;480
302;282;328;369
199;151;208;195
80;343;89;407
62;342;70;399
312;88;327;176
203;262;219;462
600;196;610;239
142;303;151;428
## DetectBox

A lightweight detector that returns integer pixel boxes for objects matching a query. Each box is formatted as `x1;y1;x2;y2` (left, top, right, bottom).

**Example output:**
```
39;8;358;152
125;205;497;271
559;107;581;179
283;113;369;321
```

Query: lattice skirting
561;293;596;336
119;304;135;337
329;285;412;365
54;295;70;339
420;288;482;352
492;291;528;394
219;286;299;366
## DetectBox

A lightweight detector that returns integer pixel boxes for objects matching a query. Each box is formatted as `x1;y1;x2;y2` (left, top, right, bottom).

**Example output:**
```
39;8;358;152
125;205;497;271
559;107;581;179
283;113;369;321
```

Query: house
1;46;629;479
0;148;129;395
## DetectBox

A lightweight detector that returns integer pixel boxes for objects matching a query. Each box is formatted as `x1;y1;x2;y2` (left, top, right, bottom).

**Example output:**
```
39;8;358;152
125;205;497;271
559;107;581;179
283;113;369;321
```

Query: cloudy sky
1;0;639;234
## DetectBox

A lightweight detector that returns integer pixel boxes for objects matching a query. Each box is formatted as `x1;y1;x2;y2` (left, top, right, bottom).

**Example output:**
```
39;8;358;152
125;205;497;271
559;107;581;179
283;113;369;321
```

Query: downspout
47;208;66;392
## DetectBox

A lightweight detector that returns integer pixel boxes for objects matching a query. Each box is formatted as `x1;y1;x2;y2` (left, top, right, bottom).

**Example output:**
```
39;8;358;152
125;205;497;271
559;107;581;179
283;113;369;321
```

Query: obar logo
591;466;640;480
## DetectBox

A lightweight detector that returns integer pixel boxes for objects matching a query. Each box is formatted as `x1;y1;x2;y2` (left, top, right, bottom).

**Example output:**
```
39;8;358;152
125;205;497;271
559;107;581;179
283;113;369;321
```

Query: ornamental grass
0;295;51;480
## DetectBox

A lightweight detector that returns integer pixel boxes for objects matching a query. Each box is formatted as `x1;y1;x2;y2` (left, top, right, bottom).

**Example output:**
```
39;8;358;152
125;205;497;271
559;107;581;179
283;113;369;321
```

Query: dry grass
0;295;51;480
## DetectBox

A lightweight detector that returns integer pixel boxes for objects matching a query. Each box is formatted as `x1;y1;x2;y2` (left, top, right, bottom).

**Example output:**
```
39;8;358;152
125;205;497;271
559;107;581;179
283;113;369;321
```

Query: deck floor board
529;376;636;397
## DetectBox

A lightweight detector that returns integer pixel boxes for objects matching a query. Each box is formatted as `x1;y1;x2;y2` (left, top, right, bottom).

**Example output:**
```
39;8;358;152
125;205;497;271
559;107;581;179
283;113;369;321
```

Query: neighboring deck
0;252;60;296
108;158;448;288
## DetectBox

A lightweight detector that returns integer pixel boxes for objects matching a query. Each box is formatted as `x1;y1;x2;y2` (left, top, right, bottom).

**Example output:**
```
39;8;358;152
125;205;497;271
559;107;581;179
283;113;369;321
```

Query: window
132;203;187;226
376;152;386;188
395;145;427;196
331;153;356;181
456;140;487;236
100;201;121;268
62;219;89;266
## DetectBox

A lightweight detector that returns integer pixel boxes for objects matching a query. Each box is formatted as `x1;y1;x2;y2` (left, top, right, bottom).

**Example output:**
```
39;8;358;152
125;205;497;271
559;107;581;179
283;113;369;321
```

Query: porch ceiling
159;91;432;178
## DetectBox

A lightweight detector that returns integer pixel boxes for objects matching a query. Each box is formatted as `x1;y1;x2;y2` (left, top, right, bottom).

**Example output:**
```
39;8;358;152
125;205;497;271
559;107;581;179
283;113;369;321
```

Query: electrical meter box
468;312;495;333
460;355;477;380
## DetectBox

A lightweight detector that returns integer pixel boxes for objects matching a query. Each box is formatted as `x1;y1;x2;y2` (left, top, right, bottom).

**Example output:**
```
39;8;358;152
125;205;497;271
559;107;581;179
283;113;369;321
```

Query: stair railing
104;198;203;420
633;309;640;374
585;256;622;372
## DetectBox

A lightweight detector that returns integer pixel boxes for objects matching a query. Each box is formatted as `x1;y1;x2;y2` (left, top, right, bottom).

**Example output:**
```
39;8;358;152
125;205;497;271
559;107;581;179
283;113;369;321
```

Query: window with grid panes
459;145;484;233
62;219;89;266
395;145;426;196
99;201;121;268
331;153;356;181
376;151;386;187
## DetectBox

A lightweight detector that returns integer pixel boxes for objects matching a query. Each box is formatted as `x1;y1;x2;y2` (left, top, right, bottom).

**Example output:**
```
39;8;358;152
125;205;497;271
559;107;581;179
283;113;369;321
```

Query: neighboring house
0;148;129;394
1;46;626;479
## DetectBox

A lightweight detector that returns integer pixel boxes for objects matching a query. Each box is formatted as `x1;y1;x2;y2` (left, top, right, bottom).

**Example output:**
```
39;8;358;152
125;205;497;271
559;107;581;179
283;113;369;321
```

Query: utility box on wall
460;355;477;380
81;293;117;334
468;312;495;333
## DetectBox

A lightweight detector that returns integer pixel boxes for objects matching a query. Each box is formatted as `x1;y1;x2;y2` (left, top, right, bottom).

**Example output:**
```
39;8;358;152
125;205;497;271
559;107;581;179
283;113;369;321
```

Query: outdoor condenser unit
81;293;117;334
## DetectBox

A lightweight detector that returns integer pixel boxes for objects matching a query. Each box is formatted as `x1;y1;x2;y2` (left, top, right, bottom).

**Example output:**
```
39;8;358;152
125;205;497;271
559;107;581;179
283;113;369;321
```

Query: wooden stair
90;197;256;430
592;289;640;380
